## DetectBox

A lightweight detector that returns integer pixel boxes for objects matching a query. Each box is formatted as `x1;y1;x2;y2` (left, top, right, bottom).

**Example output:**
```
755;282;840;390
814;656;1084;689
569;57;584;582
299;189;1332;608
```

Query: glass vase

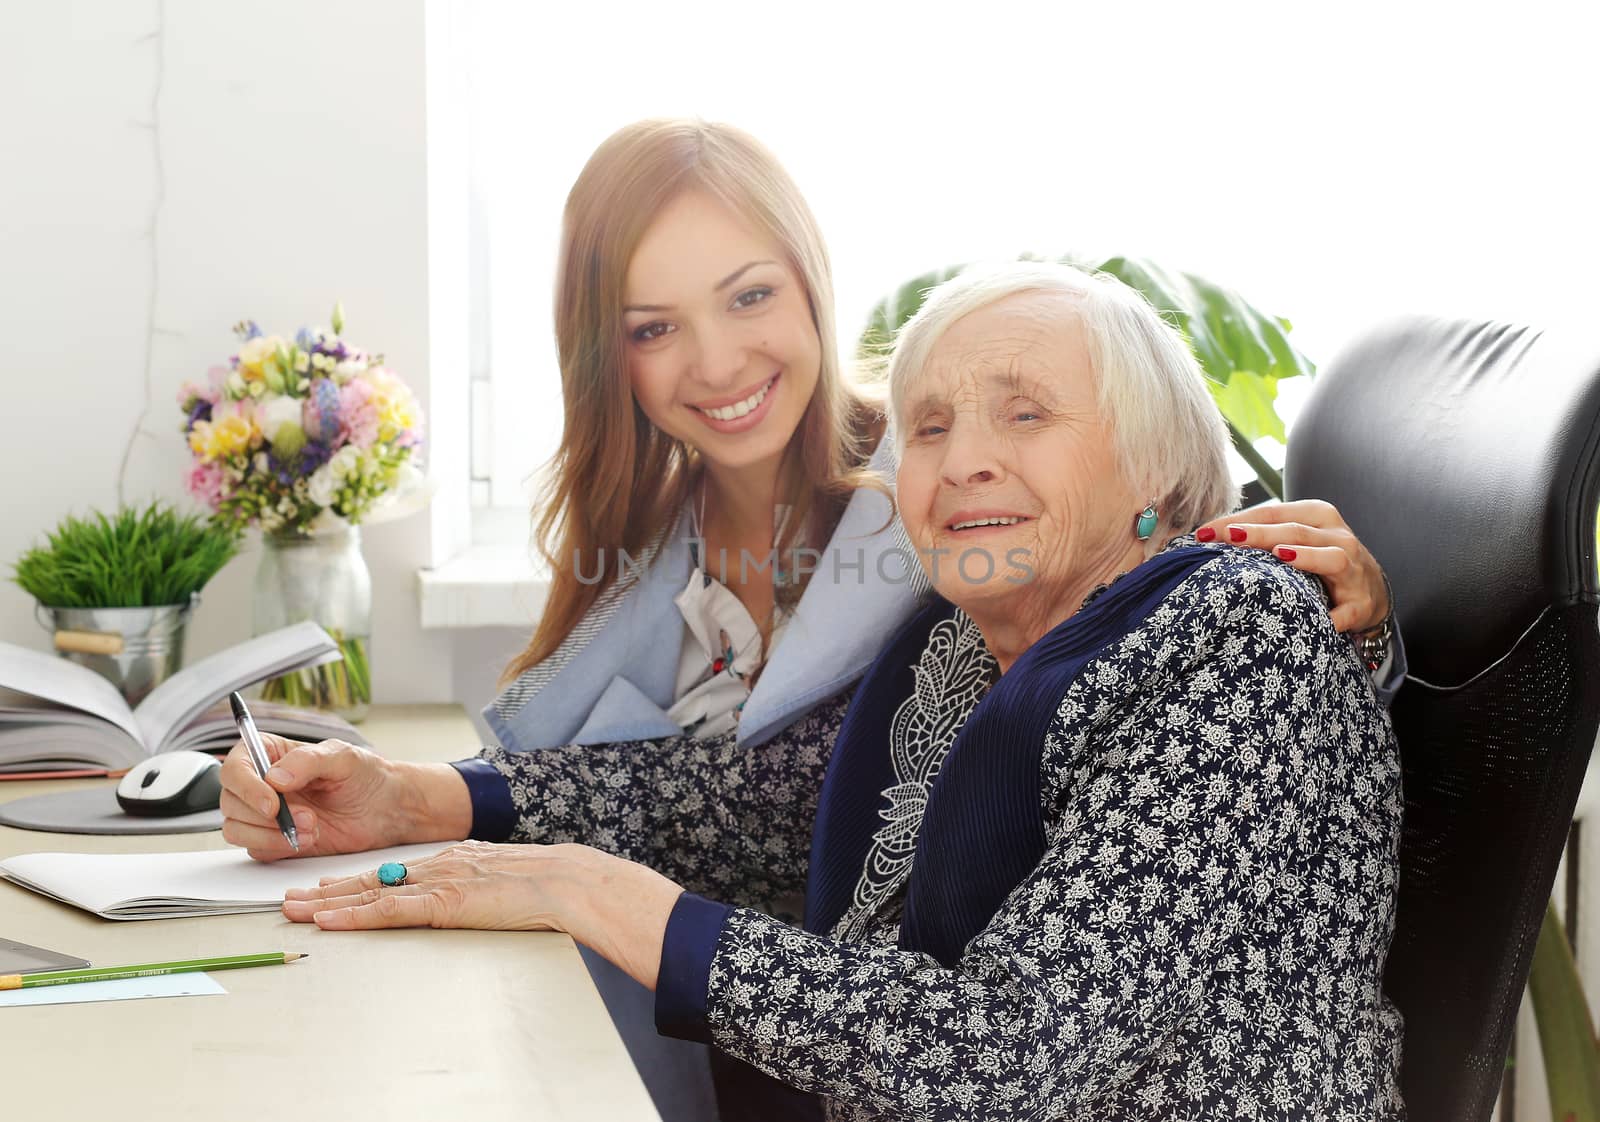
252;527;372;723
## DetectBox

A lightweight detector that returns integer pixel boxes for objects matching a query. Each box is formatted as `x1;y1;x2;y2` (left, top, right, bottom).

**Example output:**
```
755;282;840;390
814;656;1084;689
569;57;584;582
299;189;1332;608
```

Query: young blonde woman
219;119;1403;1122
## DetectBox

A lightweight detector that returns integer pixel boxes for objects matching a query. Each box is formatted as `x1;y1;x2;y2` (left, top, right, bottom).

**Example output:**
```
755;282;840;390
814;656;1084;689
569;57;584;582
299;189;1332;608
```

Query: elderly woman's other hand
281;841;685;988
1195;499;1389;632
282;840;579;929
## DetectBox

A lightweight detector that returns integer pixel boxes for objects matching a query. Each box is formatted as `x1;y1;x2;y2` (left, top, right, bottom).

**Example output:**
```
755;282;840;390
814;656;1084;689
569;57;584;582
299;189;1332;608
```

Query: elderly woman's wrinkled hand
220;736;474;863
1195;499;1390;633
281;840;582;931
219;735;407;861
282;841;685;989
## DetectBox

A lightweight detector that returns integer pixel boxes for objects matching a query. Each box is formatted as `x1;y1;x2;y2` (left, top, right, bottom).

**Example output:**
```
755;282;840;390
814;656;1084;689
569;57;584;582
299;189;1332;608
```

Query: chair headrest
1285;315;1600;688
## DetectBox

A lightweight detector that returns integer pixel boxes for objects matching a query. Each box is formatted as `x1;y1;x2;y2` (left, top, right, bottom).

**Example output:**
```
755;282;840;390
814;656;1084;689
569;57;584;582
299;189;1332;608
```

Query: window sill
417;544;550;630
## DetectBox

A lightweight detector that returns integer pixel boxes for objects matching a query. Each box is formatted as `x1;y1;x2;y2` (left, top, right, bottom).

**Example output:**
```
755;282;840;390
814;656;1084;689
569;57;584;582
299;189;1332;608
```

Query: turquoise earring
1134;503;1159;541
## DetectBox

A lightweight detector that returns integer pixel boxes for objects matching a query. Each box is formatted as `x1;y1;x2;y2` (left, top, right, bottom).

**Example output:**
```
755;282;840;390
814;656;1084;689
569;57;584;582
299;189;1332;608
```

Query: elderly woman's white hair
887;260;1238;538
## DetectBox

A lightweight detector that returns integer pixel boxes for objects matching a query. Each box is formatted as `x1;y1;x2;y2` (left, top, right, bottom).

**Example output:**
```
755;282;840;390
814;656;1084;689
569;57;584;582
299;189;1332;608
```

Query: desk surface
0;705;661;1122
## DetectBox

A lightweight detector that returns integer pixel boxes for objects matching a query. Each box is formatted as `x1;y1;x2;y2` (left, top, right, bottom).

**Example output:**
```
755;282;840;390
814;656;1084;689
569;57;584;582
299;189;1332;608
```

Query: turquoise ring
377;861;407;887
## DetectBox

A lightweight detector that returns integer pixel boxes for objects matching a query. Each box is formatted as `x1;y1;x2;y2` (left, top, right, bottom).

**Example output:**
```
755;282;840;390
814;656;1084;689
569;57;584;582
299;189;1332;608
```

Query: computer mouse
115;750;224;817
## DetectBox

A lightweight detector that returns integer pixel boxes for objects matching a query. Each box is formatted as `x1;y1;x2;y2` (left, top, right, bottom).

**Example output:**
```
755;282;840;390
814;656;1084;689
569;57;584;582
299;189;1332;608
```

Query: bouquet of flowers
178;305;425;718
178;304;425;536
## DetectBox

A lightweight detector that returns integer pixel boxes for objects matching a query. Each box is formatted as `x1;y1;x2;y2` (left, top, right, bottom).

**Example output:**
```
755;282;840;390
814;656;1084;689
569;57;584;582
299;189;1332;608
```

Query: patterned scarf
804;545;1218;966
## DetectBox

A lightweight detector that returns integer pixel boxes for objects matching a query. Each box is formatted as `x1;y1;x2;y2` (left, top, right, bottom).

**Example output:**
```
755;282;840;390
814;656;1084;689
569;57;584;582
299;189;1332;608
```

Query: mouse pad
0;788;222;835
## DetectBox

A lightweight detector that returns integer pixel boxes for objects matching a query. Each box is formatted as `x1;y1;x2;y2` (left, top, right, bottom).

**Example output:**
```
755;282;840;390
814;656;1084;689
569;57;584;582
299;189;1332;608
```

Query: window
461;1;1597;525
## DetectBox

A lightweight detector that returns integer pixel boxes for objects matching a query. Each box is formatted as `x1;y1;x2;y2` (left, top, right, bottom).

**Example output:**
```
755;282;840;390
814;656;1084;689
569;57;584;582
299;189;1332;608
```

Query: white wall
0;0;462;708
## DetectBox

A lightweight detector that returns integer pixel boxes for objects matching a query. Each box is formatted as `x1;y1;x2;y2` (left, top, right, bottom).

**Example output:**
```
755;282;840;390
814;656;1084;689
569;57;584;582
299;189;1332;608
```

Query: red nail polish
1278;546;1297;561
1195;526;1216;542
1228;527;1247;543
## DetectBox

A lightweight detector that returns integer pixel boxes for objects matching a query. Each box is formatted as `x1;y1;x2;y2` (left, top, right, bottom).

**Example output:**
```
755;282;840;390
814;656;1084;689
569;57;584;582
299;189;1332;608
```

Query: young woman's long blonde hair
500;119;885;686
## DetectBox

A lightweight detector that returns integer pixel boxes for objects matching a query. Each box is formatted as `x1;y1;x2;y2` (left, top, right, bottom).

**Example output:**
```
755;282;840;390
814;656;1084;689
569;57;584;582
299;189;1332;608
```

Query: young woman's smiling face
622;190;822;472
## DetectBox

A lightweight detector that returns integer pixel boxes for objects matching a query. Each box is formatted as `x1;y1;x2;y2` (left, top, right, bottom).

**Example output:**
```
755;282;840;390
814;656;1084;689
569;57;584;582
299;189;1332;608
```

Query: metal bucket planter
36;593;200;708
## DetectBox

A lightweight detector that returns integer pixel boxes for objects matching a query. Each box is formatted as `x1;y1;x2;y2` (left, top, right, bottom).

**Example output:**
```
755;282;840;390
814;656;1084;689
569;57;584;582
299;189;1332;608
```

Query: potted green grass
11;503;239;705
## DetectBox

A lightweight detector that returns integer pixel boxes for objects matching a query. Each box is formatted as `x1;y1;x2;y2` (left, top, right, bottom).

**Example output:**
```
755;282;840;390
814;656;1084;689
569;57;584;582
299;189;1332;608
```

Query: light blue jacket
482;439;930;753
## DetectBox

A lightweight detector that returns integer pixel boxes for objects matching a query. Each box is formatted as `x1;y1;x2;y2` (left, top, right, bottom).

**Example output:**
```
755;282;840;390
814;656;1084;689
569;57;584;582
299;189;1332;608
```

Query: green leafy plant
858;255;1315;497
11;502;239;609
1521;532;1600;1117
1530;901;1600;1119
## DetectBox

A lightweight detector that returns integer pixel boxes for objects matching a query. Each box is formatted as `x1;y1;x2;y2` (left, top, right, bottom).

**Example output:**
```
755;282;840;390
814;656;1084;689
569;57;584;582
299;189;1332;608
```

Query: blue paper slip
0;971;226;1007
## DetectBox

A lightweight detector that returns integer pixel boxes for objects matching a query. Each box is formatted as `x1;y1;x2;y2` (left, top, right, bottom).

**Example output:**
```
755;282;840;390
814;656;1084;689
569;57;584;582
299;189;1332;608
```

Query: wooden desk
0;705;661;1122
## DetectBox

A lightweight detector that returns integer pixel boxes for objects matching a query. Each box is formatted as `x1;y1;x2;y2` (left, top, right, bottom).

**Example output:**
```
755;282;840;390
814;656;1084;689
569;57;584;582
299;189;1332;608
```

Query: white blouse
666;501;794;739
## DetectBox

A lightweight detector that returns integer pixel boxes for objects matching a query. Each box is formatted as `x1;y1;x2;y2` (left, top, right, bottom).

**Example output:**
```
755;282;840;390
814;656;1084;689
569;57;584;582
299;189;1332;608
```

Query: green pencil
0;951;307;990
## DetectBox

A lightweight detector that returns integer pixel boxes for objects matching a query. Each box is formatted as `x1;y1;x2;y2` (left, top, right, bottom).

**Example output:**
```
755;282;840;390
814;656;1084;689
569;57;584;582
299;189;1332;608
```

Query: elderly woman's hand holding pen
217;734;470;861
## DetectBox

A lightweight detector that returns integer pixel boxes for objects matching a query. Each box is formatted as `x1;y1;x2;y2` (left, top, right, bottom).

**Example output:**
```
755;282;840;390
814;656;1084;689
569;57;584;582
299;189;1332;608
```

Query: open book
0;622;367;774
0;843;454;919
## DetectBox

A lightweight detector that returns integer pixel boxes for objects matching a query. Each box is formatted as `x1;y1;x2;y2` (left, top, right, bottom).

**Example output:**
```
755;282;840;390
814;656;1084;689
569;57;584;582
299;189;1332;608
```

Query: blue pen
229;691;300;852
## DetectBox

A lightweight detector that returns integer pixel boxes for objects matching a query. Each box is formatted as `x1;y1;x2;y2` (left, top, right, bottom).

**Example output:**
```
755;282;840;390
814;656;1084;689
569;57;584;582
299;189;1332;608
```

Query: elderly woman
227;261;1404;1120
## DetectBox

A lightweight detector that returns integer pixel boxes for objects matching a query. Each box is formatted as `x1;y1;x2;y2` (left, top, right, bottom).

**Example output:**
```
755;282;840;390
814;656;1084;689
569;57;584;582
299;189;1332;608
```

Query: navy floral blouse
452;543;1406;1120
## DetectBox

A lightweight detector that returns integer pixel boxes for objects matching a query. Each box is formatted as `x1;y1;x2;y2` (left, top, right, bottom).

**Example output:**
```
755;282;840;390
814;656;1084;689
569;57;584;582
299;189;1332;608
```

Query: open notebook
0;622;366;774
0;843;456;920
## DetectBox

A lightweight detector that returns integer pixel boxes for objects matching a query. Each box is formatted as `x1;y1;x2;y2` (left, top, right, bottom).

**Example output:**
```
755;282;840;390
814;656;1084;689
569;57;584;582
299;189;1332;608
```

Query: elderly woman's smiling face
896;291;1149;636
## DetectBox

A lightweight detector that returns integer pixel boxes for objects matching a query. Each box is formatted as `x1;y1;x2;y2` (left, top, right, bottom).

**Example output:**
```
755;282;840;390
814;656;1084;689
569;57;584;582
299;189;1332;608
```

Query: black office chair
1284;316;1600;1121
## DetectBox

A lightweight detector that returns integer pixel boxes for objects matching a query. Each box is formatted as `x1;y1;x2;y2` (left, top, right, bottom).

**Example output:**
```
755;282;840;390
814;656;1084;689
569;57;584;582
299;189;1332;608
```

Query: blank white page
0;642;141;745
0;842;457;920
